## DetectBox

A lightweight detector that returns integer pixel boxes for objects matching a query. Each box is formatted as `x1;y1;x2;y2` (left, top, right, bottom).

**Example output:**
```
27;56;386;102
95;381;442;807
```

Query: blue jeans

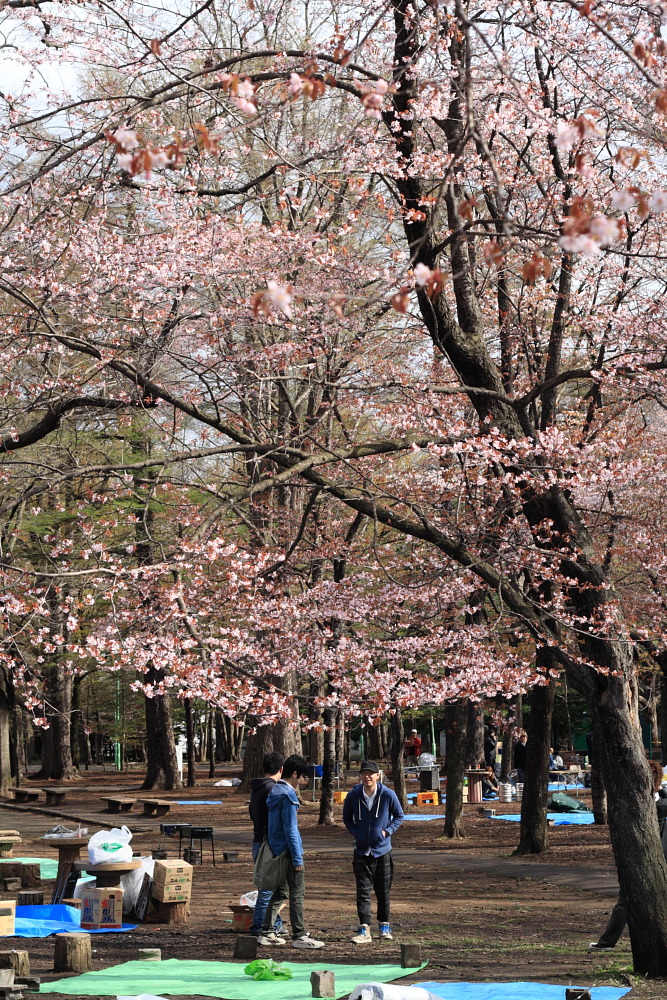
251;842;282;935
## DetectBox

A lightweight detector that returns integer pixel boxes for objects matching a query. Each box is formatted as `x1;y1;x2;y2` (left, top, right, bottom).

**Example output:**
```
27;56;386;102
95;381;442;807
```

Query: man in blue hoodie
343;760;404;945
258;754;325;950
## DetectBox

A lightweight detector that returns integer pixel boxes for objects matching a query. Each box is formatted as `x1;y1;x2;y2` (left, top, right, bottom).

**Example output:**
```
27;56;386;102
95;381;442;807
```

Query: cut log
0;865;39;889
16;892;43;908
0;956;28;980
53;934;92;973
155;900;190;925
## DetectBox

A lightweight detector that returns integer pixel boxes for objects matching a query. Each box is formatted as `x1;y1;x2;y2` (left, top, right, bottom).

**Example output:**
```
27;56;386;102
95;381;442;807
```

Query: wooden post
155;901;190;925
0;953;30;978
53;934;92;973
17;891;43;907
400;943;422;968
310;971;335;998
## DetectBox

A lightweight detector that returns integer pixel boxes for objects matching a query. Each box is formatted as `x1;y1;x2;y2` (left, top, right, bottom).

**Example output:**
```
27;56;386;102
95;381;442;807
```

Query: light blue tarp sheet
491;813;595;825
422;982;630;1000
402;815;446;822
9;904;137;937
548;782;585;790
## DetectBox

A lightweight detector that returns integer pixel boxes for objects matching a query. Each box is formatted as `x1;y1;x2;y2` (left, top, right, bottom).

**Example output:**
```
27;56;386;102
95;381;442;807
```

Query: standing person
484;726;497;768
249;751;284;938
513;732;528;783
259;754;325;950
343;760;405;945
589;760;667;950
404;730;422;764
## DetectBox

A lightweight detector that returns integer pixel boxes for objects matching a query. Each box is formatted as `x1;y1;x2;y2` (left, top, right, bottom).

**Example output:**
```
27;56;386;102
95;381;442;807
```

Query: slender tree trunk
318;706;336;825
390;705;407;810
335;710;345;767
208;710;215;779
443;699;468;839
184;698;197;787
588;719;607;825
465;700;484;767
233;719;245;760
515;675;556;855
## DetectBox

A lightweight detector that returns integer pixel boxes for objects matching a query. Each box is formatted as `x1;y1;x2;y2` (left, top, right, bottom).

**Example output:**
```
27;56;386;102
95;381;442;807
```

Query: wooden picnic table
42;787;68;807
43;838;86;880
139;798;171;817
100;796;136;814
80;859;142;888
465;768;485;804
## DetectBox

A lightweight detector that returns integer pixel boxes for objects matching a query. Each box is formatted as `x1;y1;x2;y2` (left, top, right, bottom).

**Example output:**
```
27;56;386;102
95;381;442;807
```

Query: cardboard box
0;901;16;936
228;904;253;933
151;881;191;903
152;860;193;886
81;888;123;929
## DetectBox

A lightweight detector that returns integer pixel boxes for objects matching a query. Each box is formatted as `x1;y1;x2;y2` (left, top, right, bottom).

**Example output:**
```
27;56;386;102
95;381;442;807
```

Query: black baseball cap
359;760;380;773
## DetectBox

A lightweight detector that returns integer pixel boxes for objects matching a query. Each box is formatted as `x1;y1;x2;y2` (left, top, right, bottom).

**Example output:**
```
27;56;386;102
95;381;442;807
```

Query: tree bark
443;699;468;839
240;724;273;790
515;675;556;855
140;668;182;790
465;701;484;767
390;705;407;810
318;706;336;825
588;721;607;825
184;698;197;787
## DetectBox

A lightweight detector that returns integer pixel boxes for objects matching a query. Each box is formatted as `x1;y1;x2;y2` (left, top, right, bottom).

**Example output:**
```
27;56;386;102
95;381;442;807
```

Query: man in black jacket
249;751;284;937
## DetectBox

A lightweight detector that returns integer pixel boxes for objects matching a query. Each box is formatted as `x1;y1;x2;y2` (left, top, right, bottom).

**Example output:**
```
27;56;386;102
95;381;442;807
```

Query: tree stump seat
0;835;21;860
100;797;136;814
42;788;68;807
140;799;171;816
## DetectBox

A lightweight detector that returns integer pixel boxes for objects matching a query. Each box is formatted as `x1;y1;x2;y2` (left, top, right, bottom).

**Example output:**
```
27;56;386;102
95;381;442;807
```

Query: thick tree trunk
140;669;182;790
515;675;556;855
240;724;273;789
465;700;484;767
318;706;336;825
184;698;197;787
579;657;667;975
47;665;76;781
443;699;468;839
335;709;345;766
390;705;407;810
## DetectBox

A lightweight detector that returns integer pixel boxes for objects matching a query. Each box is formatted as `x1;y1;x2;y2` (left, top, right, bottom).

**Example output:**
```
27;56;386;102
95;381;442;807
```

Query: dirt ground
7;769;664;999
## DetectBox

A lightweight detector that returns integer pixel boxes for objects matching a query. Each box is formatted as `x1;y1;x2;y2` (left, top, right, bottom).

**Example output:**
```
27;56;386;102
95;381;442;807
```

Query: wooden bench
140;799;171;817
42;788;68;806
100;797;136;814
9;789;39;804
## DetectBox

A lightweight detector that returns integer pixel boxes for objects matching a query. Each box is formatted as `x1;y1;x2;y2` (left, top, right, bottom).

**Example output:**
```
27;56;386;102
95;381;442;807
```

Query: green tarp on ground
0;857;58;879
40;958;426;999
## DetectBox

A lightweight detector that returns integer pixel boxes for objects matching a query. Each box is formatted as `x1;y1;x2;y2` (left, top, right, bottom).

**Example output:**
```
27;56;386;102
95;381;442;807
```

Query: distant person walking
259;754;325;950
404;730;422;764
513;732;528;783
343;760;405;945
249;751;284;938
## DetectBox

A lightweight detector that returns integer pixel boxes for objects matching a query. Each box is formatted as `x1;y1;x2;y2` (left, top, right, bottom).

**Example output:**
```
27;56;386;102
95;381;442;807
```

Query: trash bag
120;856;154;913
240;890;258;908
87;826;133;865
548;792;592;813
244;960;292;981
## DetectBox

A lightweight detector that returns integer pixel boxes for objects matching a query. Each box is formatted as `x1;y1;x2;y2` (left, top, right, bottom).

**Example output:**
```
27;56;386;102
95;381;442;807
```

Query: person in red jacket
404;730;422;764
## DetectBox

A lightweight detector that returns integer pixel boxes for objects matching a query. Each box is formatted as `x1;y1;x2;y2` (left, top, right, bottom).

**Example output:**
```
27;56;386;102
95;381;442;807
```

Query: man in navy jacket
342;760;404;944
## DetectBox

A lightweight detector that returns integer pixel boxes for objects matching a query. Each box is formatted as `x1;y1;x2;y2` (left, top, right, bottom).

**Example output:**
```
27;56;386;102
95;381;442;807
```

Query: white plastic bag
240;890;258;908
121;856;154;914
88;825;133;865
350;985;440;1000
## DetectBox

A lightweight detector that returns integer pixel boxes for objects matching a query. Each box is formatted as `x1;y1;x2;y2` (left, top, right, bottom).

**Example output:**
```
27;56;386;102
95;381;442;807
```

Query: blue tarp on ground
548;782;585;791
402;815;446;822
490;813;595;825
422;982;630;1000
9;904;137;938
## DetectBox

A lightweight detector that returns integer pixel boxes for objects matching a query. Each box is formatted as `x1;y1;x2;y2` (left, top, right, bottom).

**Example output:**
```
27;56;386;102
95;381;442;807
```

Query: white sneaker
351;924;372;945
258;932;285;946
292;934;325;949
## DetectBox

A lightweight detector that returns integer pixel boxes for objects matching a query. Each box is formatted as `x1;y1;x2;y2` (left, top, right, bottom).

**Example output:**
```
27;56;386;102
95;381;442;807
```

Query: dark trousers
353;851;394;925
597;889;627;947
262;859;306;939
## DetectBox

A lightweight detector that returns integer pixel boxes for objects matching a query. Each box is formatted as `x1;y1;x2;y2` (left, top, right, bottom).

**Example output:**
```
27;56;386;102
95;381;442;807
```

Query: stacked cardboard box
0;901;15;936
151;859;193;903
81;888;124;930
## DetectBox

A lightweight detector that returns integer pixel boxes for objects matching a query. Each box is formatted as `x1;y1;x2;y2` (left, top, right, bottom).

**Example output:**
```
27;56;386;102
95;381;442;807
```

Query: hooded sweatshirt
342;782;404;857
266;779;303;866
249;776;278;844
